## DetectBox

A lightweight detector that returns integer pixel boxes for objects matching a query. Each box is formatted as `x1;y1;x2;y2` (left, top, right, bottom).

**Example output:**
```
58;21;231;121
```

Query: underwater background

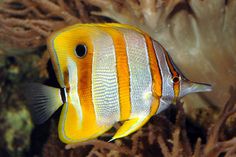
0;0;235;157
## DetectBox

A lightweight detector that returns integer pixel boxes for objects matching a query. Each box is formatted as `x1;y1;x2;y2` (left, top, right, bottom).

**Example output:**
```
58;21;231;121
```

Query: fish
25;23;212;144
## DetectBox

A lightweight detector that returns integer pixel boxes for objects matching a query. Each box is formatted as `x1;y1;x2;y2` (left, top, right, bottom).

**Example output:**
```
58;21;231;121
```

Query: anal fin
109;97;160;142
109;115;151;141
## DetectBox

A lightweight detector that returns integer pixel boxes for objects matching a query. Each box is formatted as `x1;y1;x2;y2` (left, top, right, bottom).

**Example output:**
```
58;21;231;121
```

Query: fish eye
75;44;87;58
172;76;180;84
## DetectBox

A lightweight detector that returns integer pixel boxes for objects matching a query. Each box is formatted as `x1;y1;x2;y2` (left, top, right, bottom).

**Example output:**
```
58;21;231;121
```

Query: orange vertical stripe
150;98;160;116
55;28;112;142
144;35;162;98
101;27;131;121
77;46;96;131
64;35;98;139
162;47;180;97
75;32;112;140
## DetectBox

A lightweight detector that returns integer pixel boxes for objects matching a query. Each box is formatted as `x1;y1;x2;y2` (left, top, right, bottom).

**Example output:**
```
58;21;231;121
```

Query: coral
42;122;133;157
0;0;104;54
1;0;236;117
203;86;236;157
0;1;236;157
0;0;106;77
157;86;236;157
86;0;236;120
42;86;236;157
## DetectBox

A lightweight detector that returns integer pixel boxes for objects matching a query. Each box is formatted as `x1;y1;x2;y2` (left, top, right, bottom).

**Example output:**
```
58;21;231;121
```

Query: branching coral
0;0;105;77
1;0;235;116
157;86;236;157
1;1;235;157
86;0;236;118
203;86;236;157
0;0;103;54
42;86;236;157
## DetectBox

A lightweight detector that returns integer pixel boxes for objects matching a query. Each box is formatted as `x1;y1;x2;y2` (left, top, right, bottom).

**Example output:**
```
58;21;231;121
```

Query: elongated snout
179;80;212;98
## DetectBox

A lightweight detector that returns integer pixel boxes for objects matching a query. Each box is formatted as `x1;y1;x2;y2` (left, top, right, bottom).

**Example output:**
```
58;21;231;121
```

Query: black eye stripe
75;44;87;58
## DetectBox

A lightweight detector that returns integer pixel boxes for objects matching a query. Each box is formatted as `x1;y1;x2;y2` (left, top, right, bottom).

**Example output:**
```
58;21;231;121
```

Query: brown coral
157;86;236;157
85;0;236;120
0;0;104;54
1;0;235;117
42;86;236;157
0;1;236;156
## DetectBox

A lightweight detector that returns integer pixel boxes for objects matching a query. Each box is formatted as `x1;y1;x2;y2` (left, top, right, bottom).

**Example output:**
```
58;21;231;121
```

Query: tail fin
23;83;63;124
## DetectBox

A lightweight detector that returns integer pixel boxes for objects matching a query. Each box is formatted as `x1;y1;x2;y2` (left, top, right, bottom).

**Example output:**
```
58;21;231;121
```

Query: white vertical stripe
118;28;153;118
152;41;174;114
92;31;120;125
67;58;83;128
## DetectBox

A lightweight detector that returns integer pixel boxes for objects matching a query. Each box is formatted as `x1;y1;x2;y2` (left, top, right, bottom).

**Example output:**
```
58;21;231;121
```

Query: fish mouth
180;80;212;97
189;81;212;92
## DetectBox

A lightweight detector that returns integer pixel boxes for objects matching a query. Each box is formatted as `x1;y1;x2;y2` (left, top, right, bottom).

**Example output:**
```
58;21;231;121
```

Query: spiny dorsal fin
24;83;63;124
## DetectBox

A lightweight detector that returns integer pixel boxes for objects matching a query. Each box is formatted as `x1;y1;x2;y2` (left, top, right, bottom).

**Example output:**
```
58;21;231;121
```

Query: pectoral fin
109;115;151;141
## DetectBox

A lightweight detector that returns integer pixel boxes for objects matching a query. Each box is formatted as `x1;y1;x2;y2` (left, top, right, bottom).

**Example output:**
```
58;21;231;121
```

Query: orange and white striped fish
26;23;212;144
